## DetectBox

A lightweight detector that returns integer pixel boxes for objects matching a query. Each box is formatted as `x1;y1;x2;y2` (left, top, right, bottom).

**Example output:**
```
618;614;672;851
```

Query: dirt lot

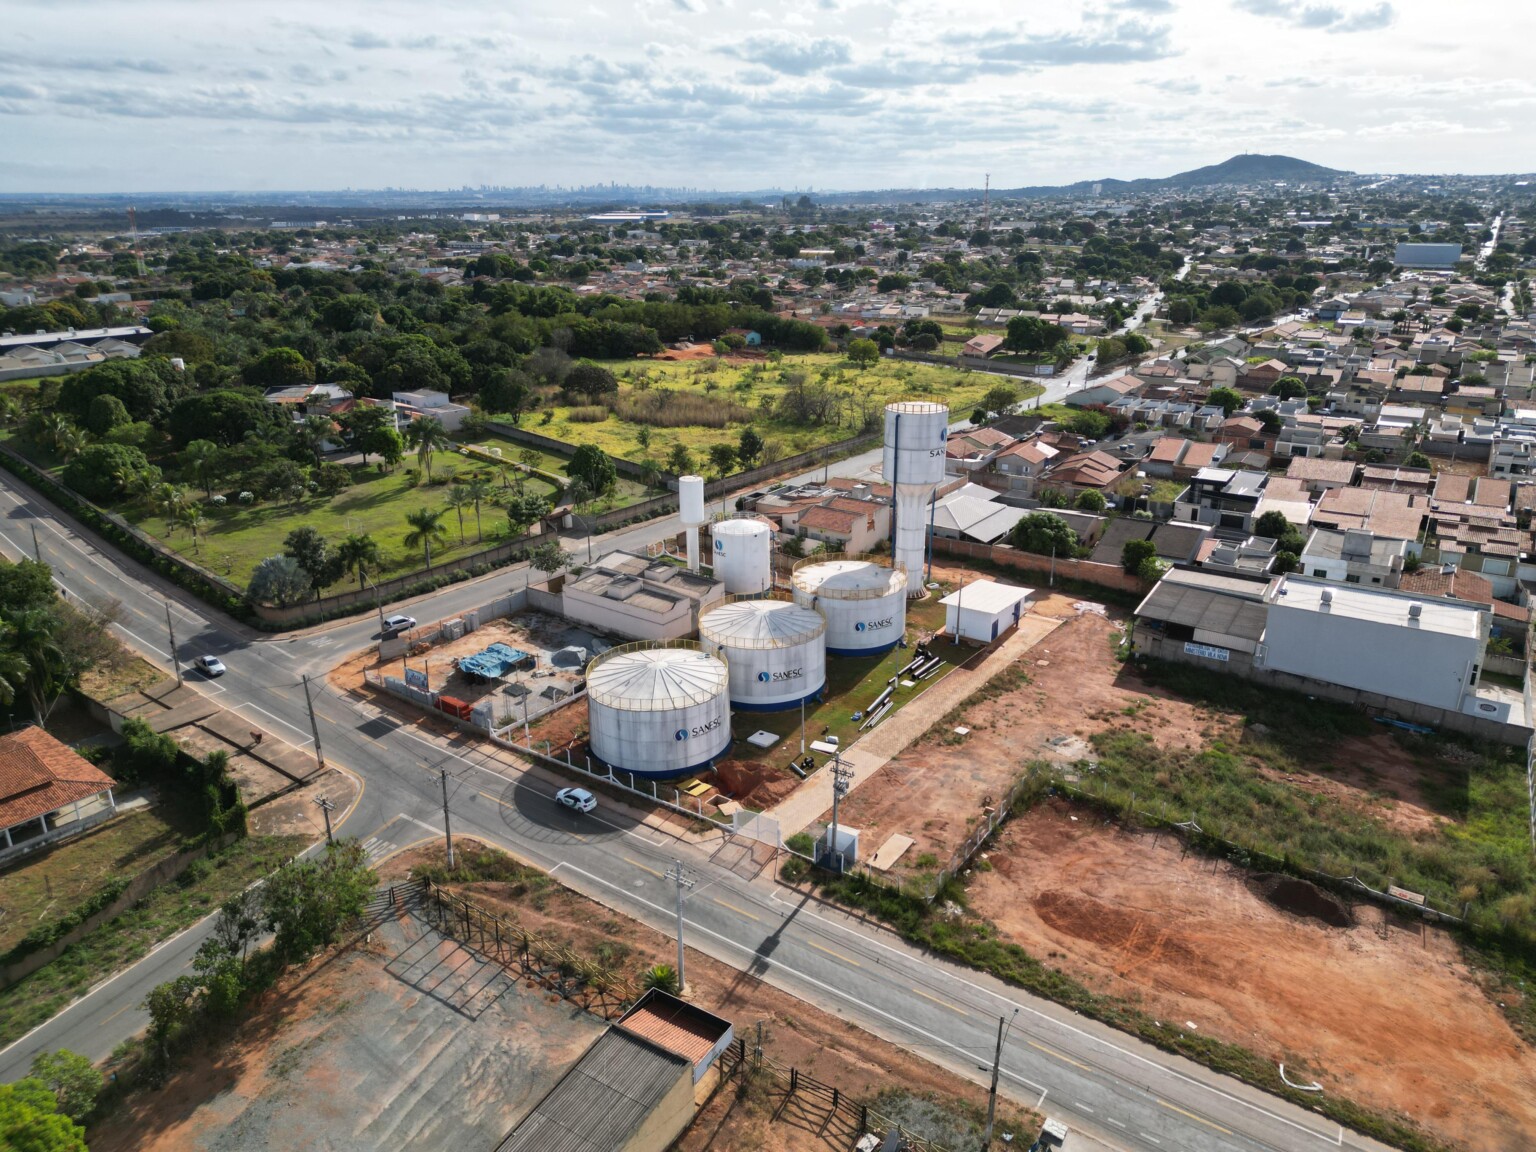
376;843;1039;1151
91;903;608;1152
968;801;1536;1151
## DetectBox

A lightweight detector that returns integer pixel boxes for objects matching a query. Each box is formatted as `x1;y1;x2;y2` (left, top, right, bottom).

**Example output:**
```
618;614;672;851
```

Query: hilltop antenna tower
982;174;991;234
127;206;147;278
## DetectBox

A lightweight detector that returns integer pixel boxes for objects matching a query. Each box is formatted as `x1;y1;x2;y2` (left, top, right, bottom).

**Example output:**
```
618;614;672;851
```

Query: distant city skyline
1;0;1531;194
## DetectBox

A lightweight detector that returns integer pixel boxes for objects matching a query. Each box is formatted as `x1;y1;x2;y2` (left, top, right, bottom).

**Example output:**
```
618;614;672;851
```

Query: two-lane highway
0;466;1392;1152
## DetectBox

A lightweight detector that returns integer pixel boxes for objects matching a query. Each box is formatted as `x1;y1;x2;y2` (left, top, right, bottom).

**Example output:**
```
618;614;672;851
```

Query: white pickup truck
1030;1118;1072;1150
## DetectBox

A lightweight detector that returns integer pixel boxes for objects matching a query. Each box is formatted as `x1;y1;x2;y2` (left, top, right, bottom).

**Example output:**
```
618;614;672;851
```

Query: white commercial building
939;579;1033;643
561;551;724;642
1259;577;1488;712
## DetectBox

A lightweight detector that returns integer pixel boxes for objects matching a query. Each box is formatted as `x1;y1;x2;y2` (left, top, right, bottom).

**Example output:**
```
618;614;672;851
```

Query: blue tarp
457;642;531;679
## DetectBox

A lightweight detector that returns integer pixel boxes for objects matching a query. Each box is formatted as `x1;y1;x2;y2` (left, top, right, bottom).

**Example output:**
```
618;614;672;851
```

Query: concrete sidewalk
767;613;1061;836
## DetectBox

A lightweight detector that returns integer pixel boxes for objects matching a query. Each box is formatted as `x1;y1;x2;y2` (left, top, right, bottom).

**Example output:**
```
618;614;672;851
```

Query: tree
142;974;198;1082
336;533;381;591
1207;386;1244;417
405;417;451;480
707;443;738;479
84;392;131;436
847;338;879;367
294;414;335;467
8;610;67;722
1273;550;1299;574
1075;488;1107;513
666;443;694;476
1256;408;1283;432
181;439;219;498
1009;511;1077;556
464;477;495;542
562;362;618;403
1004;315;1069;356
28;1050;101;1122
283;526;340;594
980;383;1020;419
340;405;395;465
642;964;680;994
478;368;533;419
260;840;375;966
737;427;764;468
529;539;574;576
1137;554;1169;583
0;1079;87;1151
168;389;282;448
634;425;653;453
1254;510;1293;539
242;346;314;389
1270;375;1307;401
505;492;550;536
62;442;151;501
1122;538;1158;575
566;443;617;497
247;555;312;606
403;506;449;568
1405;451;1431;470
445;484;474;545
1066;410;1111;439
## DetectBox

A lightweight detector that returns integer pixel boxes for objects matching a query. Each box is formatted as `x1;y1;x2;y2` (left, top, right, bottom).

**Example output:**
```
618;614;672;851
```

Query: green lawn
0;808;198;956
494;353;1037;467
0;834;309;1047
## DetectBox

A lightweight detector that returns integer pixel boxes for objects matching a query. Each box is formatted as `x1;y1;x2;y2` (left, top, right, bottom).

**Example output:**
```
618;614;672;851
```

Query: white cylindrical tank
678;475;707;525
711;518;773;595
883;400;949;596
791;553;907;657
700;596;826;712
586;641;730;779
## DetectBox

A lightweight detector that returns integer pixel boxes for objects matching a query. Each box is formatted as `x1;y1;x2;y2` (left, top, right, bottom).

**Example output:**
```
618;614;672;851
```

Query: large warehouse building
1394;242;1462;268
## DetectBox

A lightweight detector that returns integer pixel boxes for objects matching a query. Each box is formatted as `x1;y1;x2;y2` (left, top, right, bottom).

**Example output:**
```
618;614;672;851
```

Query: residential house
1285;456;1358;495
1214;415;1277;458
1066;376;1139;409
987;438;1058;496
961;333;1004;358
1174;467;1268;533
945;427;1014;475
1041;450;1127;499
0;728;117;857
391;389;473;432
1299;528;1408;588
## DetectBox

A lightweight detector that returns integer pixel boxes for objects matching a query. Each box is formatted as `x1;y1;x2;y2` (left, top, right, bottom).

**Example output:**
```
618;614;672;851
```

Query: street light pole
440;768;455;868
826;753;853;873
313;795;335;843
983;1008;1019;1148
164;603;181;686
301;674;326;774
664;860;694;991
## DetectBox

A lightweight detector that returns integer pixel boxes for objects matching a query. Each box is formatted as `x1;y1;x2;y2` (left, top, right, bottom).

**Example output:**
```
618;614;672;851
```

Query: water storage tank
586;641;730;780
678;474;707;526
711;519;773;595
700;596;826;712
791;553;907;657
883;400;950;596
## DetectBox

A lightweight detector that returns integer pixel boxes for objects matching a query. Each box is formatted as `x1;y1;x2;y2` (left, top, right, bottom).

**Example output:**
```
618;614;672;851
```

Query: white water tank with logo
700;596;826;711
585;641;730;779
711;518;773;595
790;553;907;657
883;400;949;596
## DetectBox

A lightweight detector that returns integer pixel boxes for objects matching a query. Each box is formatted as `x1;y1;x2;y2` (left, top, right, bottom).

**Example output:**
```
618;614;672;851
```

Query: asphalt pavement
0;450;1396;1152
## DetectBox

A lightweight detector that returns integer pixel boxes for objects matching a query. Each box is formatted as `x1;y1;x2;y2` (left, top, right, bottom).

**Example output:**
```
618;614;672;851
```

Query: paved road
0;468;1395;1152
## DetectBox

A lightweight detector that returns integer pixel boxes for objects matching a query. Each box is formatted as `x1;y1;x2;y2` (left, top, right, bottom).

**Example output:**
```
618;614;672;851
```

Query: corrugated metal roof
494;1029;689;1152
1135;573;1269;644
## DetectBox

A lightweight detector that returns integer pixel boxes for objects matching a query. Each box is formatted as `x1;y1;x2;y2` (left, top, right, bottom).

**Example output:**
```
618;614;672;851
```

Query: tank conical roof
701;599;824;649
586;644;728;710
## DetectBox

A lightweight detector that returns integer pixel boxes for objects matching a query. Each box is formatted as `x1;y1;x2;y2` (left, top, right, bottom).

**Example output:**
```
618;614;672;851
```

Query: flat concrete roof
1267;576;1485;638
939;579;1034;614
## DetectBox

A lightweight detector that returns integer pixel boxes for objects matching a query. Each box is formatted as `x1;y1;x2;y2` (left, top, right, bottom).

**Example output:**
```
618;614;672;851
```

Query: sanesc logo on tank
714;539;724;552
757;668;803;683
854;618;895;632
674;719;723;741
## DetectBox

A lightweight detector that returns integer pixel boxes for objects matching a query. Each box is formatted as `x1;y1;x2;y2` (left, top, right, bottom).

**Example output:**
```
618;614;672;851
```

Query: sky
1;0;1532;194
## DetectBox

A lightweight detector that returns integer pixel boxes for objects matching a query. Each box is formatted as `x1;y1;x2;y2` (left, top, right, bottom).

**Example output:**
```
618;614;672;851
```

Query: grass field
501;353;1036;467
0;833;309;1047
0;808;197;956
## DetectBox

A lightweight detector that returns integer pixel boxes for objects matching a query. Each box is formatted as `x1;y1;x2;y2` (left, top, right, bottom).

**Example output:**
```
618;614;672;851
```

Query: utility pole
301;674;326;774
799;694;807;756
164;603;181;686
29;524;41;563
313;795;335;843
664;859;694;991
440;768;456;868
983;1008;1019;1148
826;753;854;873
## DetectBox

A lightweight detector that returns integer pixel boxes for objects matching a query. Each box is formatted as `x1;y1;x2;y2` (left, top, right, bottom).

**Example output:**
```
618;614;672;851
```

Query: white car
195;655;226;677
555;787;597;813
381;613;417;639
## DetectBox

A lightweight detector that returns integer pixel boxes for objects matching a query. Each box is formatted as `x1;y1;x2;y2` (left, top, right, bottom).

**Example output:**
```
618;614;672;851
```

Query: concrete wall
1262;599;1484;712
931;536;1147;596
619;1062;695;1152
561;585;696;641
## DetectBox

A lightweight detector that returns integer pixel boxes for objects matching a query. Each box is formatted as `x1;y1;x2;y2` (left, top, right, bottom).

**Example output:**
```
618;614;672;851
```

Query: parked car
195;655;226;677
381;613;417;638
555;787;597;813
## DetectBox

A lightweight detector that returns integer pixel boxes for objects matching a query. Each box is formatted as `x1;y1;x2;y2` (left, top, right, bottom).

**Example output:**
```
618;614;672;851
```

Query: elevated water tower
883;400;949;596
678;474;706;572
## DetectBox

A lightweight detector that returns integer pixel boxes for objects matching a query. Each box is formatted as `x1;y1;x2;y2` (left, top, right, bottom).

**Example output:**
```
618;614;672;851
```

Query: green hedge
0;876;131;969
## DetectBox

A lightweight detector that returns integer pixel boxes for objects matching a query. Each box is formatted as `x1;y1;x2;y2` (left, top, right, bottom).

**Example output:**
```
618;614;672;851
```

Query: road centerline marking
710;897;759;921
910;986;967;1016
1029;1039;1091;1072
806;939;860;967
1157;1099;1232;1135
623;856;663;879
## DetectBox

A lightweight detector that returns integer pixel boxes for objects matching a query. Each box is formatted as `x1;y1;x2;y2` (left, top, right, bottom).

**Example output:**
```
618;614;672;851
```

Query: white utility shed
940;579;1034;643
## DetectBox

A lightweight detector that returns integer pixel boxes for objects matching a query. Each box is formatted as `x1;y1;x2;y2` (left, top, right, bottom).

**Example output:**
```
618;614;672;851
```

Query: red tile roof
0;728;115;832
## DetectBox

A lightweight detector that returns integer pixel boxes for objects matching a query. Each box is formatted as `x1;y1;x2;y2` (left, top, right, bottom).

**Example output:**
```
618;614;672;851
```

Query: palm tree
182;439;219;498
337;533;381;591
402;506;449;569
0;629;30;709
124;468;159;507
8;609;65;721
637;460;663;495
405;417;450;480
444;484;473;545
39;412;71;453
464;478;495;542
0;396;20;428
52;423;87;462
154;484;188;529
296;414;334;467
177;506;209;552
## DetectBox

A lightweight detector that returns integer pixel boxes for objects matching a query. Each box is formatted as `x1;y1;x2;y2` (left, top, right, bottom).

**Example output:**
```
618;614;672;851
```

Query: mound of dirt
1250;873;1352;928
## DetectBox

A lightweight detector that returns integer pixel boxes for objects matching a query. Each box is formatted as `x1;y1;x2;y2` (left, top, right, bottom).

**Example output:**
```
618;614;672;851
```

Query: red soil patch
972;802;1536;1151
